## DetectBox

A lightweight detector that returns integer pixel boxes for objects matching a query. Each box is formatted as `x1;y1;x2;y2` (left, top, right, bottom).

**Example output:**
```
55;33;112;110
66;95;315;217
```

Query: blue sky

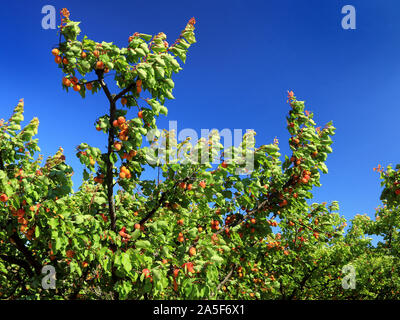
1;0;400;226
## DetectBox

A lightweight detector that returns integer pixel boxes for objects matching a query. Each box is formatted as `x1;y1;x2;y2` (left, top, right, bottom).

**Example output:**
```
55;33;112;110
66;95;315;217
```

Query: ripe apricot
134;223;141;230
93;50;100;58
221;161;228;168
114;142;122;151
119;122;128;131
117;116;126;125
182;262;195;273
179;182;186;190
112;120;119;127
279;199;288;207
199;181;206;188
138;111;143;119
52;48;60;56
62;57;69;65
121;97;127;105
0;194;9;202
129;150;137;157
312;151;318;158
62;77;71;86
66;250;74;258
73;84;81;92
189;247;196;256
96;61;104;69
86;82;93;90
55;56;62;64
81;52;87;59
119;171;126;179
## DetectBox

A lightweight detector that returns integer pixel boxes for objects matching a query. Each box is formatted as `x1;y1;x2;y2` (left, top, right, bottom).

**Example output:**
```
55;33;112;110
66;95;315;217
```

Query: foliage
0;9;399;300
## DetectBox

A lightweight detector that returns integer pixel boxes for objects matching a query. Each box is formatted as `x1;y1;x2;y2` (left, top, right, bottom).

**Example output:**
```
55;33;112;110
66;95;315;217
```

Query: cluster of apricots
119;226;131;243
266;240;288;252
62;76;82;92
136;79;143;94
267;219;278;227
10;207;36;240
211;219;220;230
177;232;185;242
112;116;129;141
225;214;236;226
94;174;104;184
53;44;111;92
179;182;193;190
181;262;195;273
113;141;137;161
122;149;137;161
119;166;131;179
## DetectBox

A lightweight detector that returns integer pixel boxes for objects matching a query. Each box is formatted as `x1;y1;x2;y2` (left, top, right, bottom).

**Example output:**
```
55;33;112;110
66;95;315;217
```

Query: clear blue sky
1;0;400;225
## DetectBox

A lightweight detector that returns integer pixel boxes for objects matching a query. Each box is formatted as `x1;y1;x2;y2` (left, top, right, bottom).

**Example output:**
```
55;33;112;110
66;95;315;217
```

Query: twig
212;265;235;298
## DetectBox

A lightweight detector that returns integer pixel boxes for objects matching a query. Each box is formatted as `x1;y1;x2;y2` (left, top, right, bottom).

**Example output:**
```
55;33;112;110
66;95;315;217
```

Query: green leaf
131;229;141;241
210;255;224;265
35;225;40;238
135;240;151;249
320;163;328;174
121;252;132;273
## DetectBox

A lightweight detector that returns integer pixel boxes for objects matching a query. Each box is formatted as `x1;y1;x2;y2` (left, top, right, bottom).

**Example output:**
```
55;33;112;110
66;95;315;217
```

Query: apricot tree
1;8;399;300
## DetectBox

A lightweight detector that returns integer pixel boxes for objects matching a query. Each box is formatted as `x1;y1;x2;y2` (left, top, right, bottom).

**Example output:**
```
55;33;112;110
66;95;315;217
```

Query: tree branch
288;265;318;300
114;82;136;102
212;265;235;298
0;254;34;277
0;151;4;171
10;233;42;275
97;70;114;104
